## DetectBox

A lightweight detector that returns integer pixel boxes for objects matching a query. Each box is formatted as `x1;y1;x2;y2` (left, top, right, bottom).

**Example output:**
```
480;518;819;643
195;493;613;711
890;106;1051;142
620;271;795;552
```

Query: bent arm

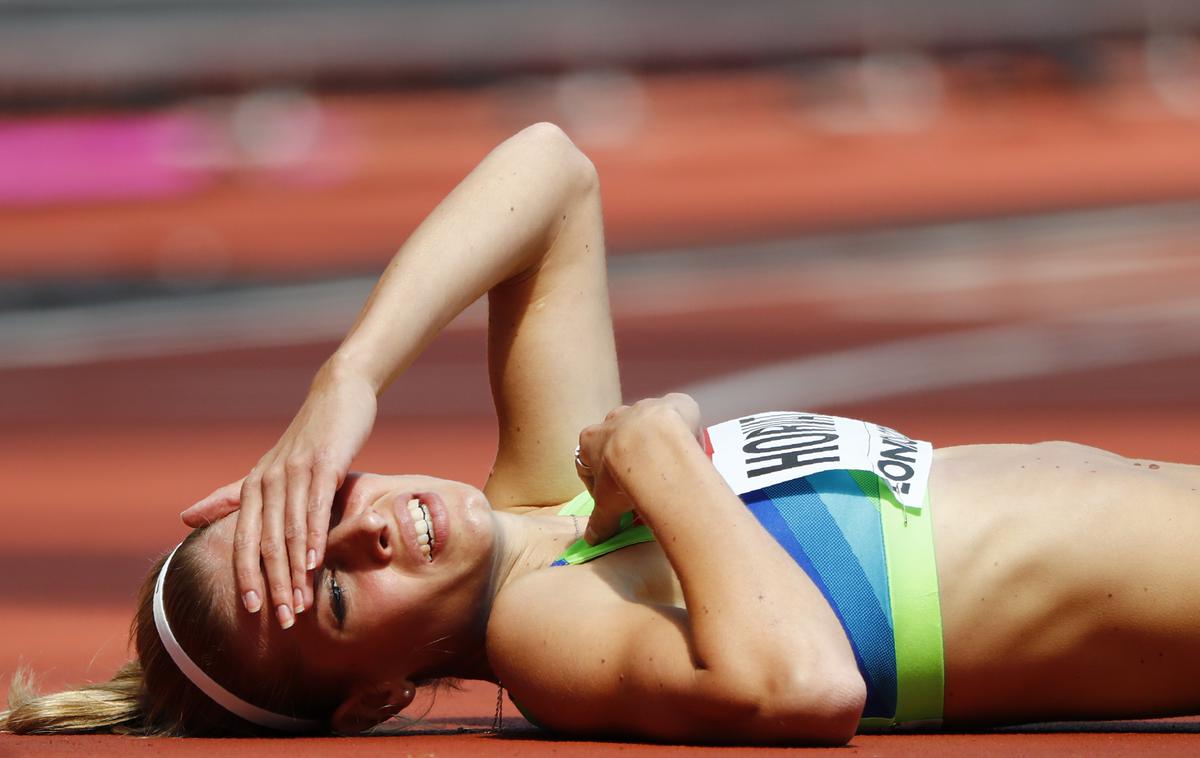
334;123;602;400
490;405;866;744
332;121;620;509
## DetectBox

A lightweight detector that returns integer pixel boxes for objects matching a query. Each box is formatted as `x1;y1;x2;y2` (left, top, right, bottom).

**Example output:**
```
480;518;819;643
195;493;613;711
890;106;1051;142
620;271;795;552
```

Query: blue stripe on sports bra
550;469;901;721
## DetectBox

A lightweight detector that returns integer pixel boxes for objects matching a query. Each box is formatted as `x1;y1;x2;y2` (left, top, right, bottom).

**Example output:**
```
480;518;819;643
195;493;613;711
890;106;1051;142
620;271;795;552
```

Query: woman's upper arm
487;569;863;745
482;130;621;510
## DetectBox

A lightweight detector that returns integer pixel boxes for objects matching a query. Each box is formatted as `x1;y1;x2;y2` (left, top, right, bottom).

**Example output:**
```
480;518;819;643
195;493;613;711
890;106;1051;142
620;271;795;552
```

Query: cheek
353;579;431;656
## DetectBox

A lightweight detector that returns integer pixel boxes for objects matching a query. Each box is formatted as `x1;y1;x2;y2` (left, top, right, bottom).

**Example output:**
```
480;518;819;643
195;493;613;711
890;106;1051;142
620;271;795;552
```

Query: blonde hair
1;528;337;736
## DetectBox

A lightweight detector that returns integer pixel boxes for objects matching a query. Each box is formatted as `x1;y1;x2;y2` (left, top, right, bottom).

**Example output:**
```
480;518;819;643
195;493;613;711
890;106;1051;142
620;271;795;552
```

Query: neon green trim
553;492;654;565
556;513;654;565
851;470;945;724
557;490;595;517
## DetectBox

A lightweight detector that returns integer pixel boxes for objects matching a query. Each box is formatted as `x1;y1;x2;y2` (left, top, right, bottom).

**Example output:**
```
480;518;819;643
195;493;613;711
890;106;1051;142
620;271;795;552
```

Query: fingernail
243;590;261;613
277;604;295;629
306;549;317;571
293;588;305;613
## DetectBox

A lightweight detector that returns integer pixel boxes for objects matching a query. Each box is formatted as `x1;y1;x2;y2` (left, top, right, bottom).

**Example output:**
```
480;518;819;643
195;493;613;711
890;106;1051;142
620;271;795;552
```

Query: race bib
705;411;933;509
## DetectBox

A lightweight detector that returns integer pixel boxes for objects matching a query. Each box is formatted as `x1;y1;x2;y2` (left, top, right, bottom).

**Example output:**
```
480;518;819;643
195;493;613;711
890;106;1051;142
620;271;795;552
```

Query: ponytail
2;662;149;735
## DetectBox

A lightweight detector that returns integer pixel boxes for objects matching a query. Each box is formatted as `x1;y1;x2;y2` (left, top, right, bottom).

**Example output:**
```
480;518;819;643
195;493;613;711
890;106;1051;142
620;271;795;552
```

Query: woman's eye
329;571;346;628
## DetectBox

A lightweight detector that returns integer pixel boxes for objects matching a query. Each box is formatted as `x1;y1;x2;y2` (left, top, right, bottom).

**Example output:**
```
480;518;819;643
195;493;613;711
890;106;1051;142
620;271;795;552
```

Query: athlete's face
201;474;498;730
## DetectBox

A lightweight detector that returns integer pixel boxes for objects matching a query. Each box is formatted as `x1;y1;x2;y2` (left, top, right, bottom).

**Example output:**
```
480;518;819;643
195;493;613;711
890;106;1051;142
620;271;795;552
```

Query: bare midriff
930;441;1200;724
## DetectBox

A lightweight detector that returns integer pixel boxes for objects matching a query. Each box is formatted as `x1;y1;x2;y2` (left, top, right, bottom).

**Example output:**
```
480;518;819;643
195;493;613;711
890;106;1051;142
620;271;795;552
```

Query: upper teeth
407;498;434;560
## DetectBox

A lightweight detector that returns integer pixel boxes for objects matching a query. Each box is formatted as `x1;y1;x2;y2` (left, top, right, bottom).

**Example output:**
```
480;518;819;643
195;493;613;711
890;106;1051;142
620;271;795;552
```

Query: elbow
716;664;866;746
788;670;866;746
514;121;599;193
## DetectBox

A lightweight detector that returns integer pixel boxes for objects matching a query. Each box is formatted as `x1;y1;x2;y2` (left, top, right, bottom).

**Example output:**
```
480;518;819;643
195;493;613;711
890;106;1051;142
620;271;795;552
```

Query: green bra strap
554;491;655;565
557;490;595;517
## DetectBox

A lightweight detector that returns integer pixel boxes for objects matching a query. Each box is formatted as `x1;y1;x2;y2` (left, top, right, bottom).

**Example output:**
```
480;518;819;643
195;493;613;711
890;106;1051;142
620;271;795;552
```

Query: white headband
153;543;320;732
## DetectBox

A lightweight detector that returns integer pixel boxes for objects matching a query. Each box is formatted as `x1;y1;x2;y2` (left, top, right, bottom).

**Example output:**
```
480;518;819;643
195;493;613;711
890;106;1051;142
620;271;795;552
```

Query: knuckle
232;532;257;551
259;538;284;558
284;456;307;474
283;523;305;541
312;447;336;466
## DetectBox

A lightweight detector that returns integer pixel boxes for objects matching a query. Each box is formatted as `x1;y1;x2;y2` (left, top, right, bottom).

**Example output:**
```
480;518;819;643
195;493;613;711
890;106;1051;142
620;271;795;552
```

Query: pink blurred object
0;113;212;206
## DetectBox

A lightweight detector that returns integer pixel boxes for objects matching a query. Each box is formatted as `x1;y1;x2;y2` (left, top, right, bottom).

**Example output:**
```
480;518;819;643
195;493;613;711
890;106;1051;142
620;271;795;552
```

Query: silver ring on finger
574;444;591;471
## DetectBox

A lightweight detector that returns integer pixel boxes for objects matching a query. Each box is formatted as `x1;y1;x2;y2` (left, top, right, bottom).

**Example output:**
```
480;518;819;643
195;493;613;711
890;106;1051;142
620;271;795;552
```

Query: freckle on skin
1149;464;1160;470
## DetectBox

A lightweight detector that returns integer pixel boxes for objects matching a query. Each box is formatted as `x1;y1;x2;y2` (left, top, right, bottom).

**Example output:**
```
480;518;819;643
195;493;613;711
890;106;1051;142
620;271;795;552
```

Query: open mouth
406;497;435;561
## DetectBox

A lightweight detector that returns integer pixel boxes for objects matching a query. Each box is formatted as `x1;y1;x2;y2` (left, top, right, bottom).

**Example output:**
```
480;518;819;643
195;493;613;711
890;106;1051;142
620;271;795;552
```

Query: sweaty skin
931;441;1200;724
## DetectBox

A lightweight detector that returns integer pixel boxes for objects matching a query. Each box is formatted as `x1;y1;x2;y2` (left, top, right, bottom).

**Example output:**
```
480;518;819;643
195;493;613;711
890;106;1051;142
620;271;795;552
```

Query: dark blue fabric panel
741;482;897;719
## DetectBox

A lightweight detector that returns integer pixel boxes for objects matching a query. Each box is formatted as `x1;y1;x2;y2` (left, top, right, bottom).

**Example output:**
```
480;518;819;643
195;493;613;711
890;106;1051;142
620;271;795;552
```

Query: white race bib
706;411;932;509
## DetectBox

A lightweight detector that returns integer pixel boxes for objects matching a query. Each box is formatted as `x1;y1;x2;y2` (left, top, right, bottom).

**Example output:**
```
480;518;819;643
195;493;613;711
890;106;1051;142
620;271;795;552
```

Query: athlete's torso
550;434;1200;725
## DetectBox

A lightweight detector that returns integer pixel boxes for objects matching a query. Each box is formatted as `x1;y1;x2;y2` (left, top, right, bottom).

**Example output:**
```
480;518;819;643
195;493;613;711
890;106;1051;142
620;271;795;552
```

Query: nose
325;508;392;568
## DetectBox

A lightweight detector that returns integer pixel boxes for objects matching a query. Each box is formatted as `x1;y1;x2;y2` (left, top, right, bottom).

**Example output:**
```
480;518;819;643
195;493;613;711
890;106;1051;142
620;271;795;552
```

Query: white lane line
1;200;1198;370
681;298;1200;419
0;279;372;368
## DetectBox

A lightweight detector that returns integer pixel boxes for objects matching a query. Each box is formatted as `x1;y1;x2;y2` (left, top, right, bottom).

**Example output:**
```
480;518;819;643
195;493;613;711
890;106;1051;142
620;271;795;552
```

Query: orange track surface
5;69;1200;756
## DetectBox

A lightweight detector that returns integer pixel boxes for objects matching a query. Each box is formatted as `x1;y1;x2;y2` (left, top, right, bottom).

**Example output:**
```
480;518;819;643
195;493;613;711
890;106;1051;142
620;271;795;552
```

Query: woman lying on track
5;123;1200;744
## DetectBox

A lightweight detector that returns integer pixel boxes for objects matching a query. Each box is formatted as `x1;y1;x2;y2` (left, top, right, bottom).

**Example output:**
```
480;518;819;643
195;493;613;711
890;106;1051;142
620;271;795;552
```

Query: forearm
609;414;864;718
330;123;595;394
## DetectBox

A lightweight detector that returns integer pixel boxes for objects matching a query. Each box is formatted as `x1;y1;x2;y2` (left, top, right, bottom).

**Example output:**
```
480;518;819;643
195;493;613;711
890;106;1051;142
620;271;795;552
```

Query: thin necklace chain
491;680;504;733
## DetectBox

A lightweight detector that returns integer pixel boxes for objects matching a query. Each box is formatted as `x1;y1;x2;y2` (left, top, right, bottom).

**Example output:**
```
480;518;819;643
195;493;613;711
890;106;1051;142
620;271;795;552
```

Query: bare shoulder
486;564;655;731
486;564;720;741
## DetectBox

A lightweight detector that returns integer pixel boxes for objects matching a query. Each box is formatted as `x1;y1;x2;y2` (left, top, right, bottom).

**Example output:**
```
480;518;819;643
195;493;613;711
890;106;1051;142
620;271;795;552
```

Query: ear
331;679;416;734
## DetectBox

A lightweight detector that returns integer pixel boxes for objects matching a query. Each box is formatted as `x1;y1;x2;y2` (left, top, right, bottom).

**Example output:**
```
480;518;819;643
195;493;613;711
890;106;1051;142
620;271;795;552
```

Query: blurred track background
3;1;1200;755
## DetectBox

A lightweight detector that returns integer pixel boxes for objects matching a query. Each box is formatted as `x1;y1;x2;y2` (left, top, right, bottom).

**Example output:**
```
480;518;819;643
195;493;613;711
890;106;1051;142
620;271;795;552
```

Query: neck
438;507;582;683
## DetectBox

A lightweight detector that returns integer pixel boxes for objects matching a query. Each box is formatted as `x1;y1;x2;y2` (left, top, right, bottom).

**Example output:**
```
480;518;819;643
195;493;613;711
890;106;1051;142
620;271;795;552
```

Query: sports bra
548;411;944;728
